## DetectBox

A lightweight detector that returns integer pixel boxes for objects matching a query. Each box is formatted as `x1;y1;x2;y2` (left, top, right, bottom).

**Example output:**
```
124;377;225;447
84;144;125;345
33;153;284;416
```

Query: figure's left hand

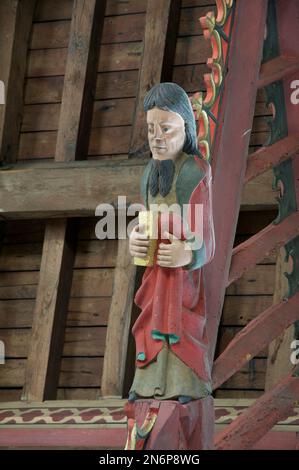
157;231;193;268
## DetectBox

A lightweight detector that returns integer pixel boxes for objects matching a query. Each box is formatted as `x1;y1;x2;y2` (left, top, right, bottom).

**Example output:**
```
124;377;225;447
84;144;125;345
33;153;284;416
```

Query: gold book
134;210;158;266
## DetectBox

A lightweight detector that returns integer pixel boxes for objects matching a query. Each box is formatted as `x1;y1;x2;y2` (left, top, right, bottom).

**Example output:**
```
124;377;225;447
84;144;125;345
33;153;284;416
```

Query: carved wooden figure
125;83;215;449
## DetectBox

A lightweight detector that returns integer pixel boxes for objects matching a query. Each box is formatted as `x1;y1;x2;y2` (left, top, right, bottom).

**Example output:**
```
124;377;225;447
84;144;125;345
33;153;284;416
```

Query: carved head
144;82;199;161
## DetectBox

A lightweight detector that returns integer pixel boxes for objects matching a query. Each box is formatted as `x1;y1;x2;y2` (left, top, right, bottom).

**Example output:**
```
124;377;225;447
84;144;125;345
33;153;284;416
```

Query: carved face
147;107;186;161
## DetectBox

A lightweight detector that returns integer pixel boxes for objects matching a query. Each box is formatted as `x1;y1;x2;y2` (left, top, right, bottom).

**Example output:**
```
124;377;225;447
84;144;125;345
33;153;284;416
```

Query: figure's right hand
129;223;149;258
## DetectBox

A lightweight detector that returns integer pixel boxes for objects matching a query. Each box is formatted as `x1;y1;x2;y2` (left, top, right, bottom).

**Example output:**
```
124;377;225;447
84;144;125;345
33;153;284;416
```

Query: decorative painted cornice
191;0;235;162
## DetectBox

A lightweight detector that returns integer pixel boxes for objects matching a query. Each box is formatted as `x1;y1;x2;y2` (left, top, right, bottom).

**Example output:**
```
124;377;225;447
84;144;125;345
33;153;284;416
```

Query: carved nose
153;126;163;139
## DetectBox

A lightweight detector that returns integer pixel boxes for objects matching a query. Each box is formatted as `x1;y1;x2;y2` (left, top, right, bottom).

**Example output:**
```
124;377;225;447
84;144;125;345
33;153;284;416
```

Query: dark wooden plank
214;390;263;399
25;36;210;78
215;369;299;449
18;127;131;159
59;357;104;387
55;0;106;161
0;357;104;388
0;0;36;163
212;292;299;390
24;70;139;104
217;326;267;357
179;6;214;36
21;98;135;132
0;240;117;271
226;265;276;296
222;296;273;326
228;211;299;285
30;14;145;48
101;240;136;397
34;0;74;20
218;358;266;391
0;269;114;299
0;298;111;328
34;0;147;20
204;0;268;363
241;169;278;210
22;219;78;401
129;0;182;157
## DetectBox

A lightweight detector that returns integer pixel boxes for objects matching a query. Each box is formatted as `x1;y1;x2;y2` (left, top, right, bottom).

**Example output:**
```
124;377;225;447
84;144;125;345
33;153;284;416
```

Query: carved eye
162;127;170;133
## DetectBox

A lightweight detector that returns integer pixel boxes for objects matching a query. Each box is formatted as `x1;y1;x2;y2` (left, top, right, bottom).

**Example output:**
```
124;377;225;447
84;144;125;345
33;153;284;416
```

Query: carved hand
129;223;149;258
157;231;192;268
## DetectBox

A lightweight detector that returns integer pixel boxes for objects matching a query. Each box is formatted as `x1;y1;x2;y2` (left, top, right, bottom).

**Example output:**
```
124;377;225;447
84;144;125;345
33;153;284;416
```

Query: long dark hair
144;82;200;156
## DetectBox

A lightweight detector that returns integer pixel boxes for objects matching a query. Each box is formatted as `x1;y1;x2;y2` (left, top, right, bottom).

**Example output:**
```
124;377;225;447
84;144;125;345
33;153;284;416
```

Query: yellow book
134;211;158;266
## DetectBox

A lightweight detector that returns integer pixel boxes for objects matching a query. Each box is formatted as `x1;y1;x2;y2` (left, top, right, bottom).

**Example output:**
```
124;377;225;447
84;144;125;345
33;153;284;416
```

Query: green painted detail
273;159;297;224
284;236;299;298
262;1;295;226
264;81;288;146
151;330;180;345
262;0;280;63
137;352;146;361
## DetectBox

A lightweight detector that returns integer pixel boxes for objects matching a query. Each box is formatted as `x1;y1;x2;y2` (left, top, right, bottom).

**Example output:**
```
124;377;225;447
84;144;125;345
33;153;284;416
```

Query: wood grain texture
245;133;299;183
1;160;279;219
55;0;106;162
129;0;182;158
0;0;36;163
258;55;299;88
101;240;136;397
22;219;78;401
215;370;299;449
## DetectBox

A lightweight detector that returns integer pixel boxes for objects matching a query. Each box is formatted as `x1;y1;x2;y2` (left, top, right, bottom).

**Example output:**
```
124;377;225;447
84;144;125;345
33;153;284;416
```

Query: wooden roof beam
204;0;268;362
22;219;78;401
245;133;299;184
0;159;279;219
215;366;299;450
22;0;106;401
0;0;36;164
228;211;299;286
258;54;299;88
212;290;299;390
101;240;136;397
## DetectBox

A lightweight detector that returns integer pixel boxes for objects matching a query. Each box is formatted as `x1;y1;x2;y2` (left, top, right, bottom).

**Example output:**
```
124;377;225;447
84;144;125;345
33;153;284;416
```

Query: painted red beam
252;431;299;450
245;133;299;184
204;0;268;363
258;55;299;88
215;368;299;450
276;0;299;209
0;427;126;449
212;291;299;390
228;211;299;286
